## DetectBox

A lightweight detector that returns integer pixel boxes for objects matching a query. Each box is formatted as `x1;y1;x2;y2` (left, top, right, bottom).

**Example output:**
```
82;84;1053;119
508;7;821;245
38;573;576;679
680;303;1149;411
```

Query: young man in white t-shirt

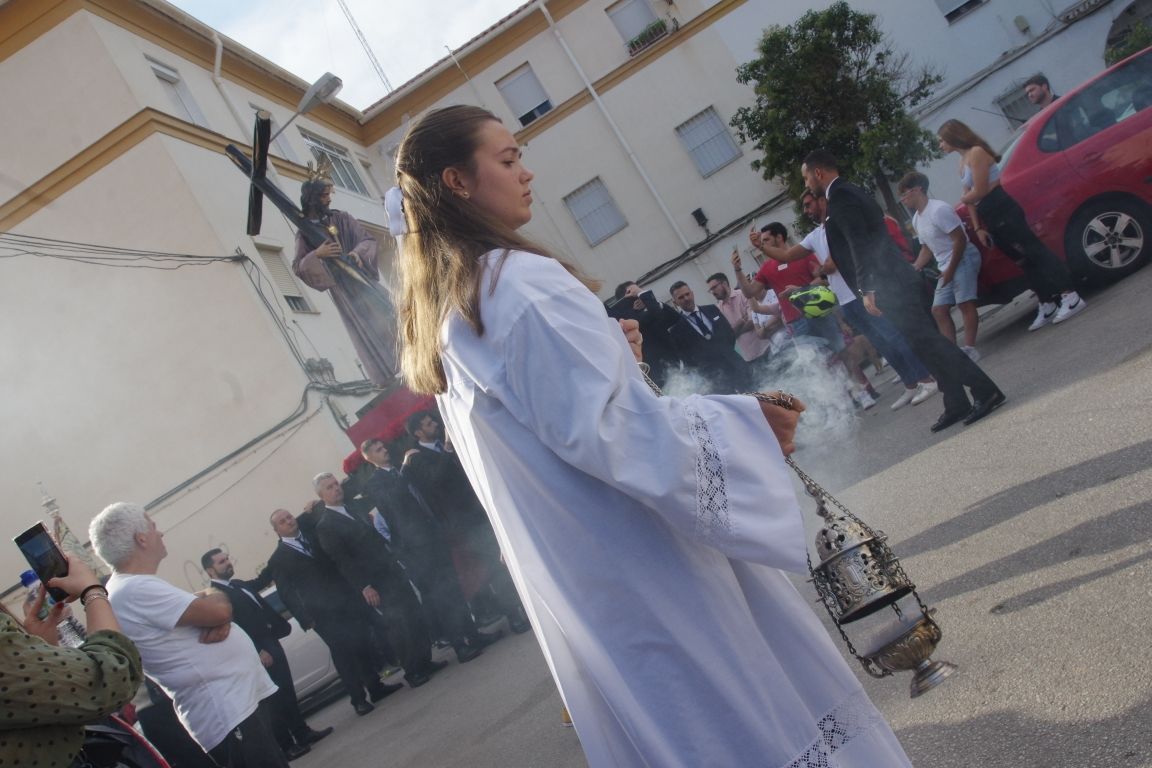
899;171;983;362
90;502;288;768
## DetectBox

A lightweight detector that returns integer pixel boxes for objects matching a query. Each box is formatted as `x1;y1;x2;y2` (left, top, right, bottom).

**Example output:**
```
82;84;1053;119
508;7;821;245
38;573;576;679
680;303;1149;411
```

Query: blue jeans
841;299;931;388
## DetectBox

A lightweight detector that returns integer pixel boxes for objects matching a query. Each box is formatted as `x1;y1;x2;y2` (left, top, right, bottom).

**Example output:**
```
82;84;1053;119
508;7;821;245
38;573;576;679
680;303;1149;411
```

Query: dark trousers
367;579;432;678
977;185;1073;301
314;613;386;706
876;275;999;415
462;524;523;619
206;700;288;768
264;647;309;749
406;545;480;650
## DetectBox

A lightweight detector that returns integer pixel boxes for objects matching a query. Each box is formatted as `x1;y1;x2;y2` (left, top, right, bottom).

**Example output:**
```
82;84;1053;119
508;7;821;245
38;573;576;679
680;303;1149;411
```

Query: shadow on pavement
896;439;1152;559
897;693;1152;768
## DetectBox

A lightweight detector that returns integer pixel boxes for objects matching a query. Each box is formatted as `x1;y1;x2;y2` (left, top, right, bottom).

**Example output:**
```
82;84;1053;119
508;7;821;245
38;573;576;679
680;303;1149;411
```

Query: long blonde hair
394;105;598;394
937;119;1002;163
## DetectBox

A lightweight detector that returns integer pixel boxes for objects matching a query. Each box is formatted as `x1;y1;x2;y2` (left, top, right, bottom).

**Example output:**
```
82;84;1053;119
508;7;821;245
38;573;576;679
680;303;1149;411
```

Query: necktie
690;311;711;338
433;440;445;452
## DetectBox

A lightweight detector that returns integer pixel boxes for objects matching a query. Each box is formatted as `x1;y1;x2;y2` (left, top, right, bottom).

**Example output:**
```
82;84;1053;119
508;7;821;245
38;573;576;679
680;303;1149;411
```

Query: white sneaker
889;372;903;384
961;345;981;362
1028;302;1057;331
1052;292;1086;324
855;391;877;410
890;387;917;411
910;381;939;406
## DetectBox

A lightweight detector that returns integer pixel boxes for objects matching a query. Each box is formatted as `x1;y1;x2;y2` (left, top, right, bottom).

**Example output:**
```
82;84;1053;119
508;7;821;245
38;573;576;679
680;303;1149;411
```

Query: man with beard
293;176;397;386
801;150;1004;431
202;549;333;760
666;281;751;393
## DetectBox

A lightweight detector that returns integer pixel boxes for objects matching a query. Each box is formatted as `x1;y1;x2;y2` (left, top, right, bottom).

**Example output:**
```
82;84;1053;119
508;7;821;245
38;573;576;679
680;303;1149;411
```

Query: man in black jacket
202;549;333;759
403;411;530;635
311;472;445;689
251;509;402;716
801;149;1005;432
360;437;493;663
666;280;750;394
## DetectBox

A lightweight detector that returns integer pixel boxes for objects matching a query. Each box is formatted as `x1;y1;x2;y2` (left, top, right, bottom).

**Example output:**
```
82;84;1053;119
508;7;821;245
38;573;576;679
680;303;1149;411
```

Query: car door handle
1080;151;1104;163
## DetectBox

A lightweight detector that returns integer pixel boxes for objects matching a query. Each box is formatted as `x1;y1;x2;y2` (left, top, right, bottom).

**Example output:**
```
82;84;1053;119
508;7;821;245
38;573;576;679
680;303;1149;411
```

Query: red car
966;46;1152;304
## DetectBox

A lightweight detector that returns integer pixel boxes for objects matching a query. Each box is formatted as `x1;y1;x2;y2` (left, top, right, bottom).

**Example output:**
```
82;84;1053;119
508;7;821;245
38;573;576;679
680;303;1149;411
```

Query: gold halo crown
306;155;334;185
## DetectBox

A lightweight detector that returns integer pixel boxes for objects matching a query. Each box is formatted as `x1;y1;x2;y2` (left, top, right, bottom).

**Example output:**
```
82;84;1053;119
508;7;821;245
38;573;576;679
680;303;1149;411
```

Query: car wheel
1065;199;1151;283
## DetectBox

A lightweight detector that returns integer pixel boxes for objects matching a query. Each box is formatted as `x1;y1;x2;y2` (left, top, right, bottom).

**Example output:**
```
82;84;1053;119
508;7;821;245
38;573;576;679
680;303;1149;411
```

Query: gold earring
461;191;470;199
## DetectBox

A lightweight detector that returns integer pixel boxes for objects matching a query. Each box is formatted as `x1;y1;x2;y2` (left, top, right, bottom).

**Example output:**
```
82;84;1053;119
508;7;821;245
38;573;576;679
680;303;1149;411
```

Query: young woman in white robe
390;105;912;768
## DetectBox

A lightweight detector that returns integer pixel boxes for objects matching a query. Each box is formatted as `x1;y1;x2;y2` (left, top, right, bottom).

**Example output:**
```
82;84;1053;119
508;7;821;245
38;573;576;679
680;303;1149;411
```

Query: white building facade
0;0;1140;597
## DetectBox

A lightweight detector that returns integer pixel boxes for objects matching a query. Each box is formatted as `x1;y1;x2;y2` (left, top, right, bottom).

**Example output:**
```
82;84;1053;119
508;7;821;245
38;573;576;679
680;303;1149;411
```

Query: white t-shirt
800;225;856;305
107;573;277;751
912;199;968;270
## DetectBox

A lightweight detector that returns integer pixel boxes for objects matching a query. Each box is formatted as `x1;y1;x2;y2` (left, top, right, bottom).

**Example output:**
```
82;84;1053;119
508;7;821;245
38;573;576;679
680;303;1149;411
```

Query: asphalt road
291;266;1152;768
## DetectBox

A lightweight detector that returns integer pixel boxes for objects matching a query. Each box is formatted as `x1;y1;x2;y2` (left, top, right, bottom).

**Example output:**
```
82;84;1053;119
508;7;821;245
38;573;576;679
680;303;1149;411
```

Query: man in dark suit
607;280;684;387
666;280;751;394
250;509;402;717
801;149;1005;431
360;437;493;664
403;411;530;635
310;472;445;689
201;549;333;760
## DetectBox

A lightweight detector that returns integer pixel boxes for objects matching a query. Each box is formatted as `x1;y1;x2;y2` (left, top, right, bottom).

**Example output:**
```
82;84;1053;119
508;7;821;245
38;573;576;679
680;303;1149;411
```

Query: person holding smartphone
0;552;142;767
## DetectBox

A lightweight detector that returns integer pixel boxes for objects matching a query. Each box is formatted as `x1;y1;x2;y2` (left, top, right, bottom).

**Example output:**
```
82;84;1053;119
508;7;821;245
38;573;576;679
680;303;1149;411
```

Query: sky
167;0;530;110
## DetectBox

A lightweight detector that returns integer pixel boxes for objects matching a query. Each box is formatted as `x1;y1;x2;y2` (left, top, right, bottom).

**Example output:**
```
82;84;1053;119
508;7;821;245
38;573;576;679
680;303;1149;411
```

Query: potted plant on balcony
627;18;669;56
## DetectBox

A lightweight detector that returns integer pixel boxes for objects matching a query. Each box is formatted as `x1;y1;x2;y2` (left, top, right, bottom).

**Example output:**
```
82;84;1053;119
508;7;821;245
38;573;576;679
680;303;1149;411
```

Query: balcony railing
627;18;678;57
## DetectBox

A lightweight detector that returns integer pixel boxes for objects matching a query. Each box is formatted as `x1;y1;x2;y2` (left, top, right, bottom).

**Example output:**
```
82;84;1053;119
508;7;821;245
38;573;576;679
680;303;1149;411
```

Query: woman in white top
937;118;1084;330
388;104;912;767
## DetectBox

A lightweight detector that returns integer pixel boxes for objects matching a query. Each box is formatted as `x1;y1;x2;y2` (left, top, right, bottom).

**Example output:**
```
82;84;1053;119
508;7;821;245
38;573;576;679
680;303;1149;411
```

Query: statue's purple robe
293;210;397;385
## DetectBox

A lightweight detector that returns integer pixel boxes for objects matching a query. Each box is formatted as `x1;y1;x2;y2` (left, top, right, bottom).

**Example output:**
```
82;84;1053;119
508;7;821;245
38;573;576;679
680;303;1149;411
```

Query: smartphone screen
14;522;70;602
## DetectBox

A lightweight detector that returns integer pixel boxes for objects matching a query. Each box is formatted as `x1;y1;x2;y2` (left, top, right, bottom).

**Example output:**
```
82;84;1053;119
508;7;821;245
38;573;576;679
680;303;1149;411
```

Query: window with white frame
299;130;369;196
675;107;742;177
607;0;658;42
564;178;627;246
496;65;553;127
934;0;986;23
147;57;207;127
255;245;314;313
249;103;298;162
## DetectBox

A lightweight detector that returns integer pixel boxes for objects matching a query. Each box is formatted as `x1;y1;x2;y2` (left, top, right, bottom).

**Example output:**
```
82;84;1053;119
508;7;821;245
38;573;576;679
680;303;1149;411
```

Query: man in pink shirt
706;272;772;364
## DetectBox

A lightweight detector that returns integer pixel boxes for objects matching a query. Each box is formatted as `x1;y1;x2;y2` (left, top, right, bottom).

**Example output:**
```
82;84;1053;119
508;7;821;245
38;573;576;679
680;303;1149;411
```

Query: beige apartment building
0;0;1136;595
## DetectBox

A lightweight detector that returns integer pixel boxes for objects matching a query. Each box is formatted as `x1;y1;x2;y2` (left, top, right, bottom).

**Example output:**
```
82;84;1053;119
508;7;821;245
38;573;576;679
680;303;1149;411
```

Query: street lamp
269;72;343;144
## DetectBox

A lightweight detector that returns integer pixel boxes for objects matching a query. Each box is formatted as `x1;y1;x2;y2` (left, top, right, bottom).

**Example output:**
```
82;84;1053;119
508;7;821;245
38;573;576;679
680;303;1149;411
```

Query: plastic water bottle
20;570;87;647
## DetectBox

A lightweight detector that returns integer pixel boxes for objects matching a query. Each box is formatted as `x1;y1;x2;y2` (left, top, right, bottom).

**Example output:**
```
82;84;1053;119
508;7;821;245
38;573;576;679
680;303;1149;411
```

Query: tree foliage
1105;21;1152;65
730;2;942;216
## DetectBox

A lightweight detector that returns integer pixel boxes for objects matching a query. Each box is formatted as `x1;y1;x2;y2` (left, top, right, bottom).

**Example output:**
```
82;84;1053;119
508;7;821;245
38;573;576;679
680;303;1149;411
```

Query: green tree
731;2;941;221
1105;20;1152;65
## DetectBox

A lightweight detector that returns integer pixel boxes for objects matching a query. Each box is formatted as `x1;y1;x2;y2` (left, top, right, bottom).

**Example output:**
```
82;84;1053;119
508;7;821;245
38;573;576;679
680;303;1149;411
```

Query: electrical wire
0;232;242;269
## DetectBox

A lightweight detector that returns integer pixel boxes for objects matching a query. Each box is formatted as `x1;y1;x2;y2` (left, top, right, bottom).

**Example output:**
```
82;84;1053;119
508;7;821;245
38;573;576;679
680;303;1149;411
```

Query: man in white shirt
90;502;287;768
899;171;983;362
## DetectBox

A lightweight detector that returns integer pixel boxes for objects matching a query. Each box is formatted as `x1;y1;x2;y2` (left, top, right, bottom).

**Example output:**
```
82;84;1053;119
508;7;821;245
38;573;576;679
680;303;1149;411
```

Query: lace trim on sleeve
685;401;731;541
783;690;887;768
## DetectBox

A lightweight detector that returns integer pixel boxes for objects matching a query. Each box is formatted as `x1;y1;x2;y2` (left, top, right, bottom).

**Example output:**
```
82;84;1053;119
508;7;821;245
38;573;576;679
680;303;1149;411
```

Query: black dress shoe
963;390;1006;425
930;409;971;433
368;682;404;702
284;743;311;762
298;726;334;745
455;644;483;663
353;701;375;716
425;659;449;675
405;672;430;688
